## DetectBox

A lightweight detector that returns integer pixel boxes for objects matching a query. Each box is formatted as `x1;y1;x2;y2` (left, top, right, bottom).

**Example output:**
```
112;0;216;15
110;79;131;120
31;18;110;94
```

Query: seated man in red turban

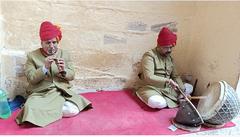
136;27;192;109
16;21;92;127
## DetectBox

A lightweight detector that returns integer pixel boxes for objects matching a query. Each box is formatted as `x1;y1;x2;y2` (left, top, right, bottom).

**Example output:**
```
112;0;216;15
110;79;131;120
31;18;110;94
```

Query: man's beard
47;48;57;55
166;51;171;55
163;51;171;56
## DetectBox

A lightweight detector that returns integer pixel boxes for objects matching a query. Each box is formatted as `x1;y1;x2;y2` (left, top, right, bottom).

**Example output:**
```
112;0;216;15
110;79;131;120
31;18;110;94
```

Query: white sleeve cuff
42;66;49;75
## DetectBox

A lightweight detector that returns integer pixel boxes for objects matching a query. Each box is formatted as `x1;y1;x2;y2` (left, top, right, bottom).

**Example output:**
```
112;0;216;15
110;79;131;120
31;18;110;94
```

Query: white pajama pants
147;83;193;109
62;101;80;117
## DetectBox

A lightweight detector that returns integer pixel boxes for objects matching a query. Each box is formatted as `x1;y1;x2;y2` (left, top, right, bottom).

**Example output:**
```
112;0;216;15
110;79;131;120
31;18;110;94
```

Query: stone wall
188;1;240;95
0;1;197;99
2;1;240;100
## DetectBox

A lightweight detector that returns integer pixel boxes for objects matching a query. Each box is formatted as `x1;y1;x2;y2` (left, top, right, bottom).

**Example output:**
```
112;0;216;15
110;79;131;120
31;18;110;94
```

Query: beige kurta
136;47;185;108
16;48;91;127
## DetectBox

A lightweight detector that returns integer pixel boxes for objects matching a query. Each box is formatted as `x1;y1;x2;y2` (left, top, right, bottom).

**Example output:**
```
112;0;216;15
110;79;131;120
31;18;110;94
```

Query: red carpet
0;89;236;135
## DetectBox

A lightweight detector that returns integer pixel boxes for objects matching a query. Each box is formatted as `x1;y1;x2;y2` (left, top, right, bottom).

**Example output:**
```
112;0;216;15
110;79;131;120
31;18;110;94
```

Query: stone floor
179;117;240;136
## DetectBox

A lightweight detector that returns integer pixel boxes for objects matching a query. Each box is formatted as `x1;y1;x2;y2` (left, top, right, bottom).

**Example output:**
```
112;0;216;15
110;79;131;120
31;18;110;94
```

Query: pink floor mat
0;89;236;135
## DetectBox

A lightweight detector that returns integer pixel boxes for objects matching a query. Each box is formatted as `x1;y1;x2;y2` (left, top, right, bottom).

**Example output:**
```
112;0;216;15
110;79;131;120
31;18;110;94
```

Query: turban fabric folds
157;27;177;47
39;21;62;42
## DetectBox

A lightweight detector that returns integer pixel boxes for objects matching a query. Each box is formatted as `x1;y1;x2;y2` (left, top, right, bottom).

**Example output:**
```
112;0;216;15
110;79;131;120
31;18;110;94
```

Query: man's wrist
42;66;49;75
166;79;170;84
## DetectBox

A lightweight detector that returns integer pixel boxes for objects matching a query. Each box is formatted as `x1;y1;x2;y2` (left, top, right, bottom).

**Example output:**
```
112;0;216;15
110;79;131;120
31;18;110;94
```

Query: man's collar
40;48;48;57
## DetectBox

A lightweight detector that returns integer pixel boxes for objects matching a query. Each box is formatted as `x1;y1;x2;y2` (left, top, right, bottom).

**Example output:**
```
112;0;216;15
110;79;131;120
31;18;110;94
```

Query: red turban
39;21;62;41
157;27;177;47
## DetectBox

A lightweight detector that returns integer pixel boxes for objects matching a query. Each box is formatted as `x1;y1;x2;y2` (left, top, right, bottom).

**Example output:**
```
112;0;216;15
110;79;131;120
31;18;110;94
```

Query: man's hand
44;56;55;69
56;71;66;78
55;58;65;73
178;93;191;100
167;79;179;90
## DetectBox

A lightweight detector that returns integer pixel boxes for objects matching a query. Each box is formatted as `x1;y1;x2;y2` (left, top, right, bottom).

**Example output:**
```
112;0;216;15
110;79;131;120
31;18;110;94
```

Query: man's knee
184;83;193;95
147;95;167;109
62;101;80;117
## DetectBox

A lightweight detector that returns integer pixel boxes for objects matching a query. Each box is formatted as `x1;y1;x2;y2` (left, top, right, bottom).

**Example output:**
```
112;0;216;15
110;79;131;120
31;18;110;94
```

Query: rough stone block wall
0;1;196;99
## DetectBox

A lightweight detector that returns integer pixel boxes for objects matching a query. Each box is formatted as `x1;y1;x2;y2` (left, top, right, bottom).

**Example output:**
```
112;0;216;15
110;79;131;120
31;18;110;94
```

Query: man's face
41;38;58;56
157;45;173;57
